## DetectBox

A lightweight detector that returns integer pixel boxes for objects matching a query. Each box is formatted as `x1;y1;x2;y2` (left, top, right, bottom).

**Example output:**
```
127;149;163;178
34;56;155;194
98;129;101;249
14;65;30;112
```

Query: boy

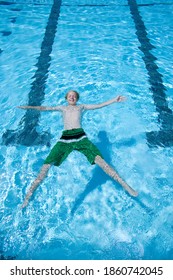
18;90;138;208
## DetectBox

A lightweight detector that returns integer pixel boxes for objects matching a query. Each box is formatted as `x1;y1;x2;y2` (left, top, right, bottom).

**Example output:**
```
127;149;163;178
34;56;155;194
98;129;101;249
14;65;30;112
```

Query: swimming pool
0;0;173;260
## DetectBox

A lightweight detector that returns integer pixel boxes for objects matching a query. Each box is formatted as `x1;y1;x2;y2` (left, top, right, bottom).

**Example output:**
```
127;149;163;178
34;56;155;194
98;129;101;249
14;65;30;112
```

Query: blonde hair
65;90;80;101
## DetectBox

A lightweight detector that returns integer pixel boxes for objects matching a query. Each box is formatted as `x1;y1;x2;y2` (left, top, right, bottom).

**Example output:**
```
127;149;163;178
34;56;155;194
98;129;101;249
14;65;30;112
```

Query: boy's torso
61;105;84;130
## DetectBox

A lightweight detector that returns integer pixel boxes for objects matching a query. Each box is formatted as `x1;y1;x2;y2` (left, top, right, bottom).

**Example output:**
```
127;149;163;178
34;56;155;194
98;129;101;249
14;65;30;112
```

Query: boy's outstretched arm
83;95;126;110
17;105;62;111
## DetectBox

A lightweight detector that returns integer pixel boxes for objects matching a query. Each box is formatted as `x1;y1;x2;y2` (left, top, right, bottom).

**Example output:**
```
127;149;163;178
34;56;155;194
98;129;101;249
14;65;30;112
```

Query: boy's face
66;91;78;105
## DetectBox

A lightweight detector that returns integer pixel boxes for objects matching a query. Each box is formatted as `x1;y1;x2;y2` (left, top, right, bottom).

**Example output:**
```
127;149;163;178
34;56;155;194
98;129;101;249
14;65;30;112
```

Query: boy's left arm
83;95;126;110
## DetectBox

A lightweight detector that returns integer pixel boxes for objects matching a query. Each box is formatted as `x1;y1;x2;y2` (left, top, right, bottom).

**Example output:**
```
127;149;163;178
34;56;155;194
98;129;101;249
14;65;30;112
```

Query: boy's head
65;90;80;105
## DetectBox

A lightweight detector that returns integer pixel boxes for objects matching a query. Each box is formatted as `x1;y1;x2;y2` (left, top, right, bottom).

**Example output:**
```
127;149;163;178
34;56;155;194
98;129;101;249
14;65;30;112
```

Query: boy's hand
116;95;126;102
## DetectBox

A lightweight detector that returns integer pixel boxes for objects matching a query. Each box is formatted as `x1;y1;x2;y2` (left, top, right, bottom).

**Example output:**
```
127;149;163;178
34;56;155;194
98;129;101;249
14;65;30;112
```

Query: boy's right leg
21;164;51;208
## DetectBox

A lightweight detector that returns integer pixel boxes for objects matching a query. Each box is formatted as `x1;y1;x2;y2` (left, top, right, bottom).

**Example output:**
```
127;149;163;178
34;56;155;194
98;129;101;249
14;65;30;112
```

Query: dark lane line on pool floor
2;0;62;146
128;0;173;147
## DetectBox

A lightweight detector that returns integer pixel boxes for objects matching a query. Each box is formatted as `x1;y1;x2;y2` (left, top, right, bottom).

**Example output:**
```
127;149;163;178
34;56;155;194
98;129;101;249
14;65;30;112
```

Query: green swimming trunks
44;128;103;166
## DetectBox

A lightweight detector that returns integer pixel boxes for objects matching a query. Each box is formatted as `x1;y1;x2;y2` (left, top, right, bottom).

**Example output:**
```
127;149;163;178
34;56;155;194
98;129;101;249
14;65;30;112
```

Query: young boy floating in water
18;90;138;208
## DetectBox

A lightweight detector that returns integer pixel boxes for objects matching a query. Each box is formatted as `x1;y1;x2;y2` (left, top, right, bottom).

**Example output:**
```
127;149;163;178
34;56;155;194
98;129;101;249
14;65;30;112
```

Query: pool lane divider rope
128;0;173;147
2;0;62;146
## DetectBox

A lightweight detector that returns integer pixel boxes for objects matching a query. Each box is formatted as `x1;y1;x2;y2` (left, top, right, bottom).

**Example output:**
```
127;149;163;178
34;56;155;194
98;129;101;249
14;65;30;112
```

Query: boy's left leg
94;155;138;197
76;137;138;197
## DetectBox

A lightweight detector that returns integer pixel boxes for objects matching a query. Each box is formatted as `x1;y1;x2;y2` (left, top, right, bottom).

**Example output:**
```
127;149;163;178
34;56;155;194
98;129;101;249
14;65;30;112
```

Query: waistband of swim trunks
62;128;85;136
62;128;85;137
60;128;86;141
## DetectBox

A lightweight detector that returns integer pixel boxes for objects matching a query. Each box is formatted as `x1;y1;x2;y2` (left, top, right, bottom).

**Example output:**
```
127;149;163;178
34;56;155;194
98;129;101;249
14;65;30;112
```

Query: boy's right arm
17;105;63;111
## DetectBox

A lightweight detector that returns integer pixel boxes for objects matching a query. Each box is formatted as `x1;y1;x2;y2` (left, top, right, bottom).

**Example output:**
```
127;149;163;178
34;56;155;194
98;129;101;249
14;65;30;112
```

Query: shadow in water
133;196;153;215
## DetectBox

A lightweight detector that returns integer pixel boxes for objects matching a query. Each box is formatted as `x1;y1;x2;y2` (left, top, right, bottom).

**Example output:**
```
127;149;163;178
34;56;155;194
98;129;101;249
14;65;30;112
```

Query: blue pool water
0;0;173;260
